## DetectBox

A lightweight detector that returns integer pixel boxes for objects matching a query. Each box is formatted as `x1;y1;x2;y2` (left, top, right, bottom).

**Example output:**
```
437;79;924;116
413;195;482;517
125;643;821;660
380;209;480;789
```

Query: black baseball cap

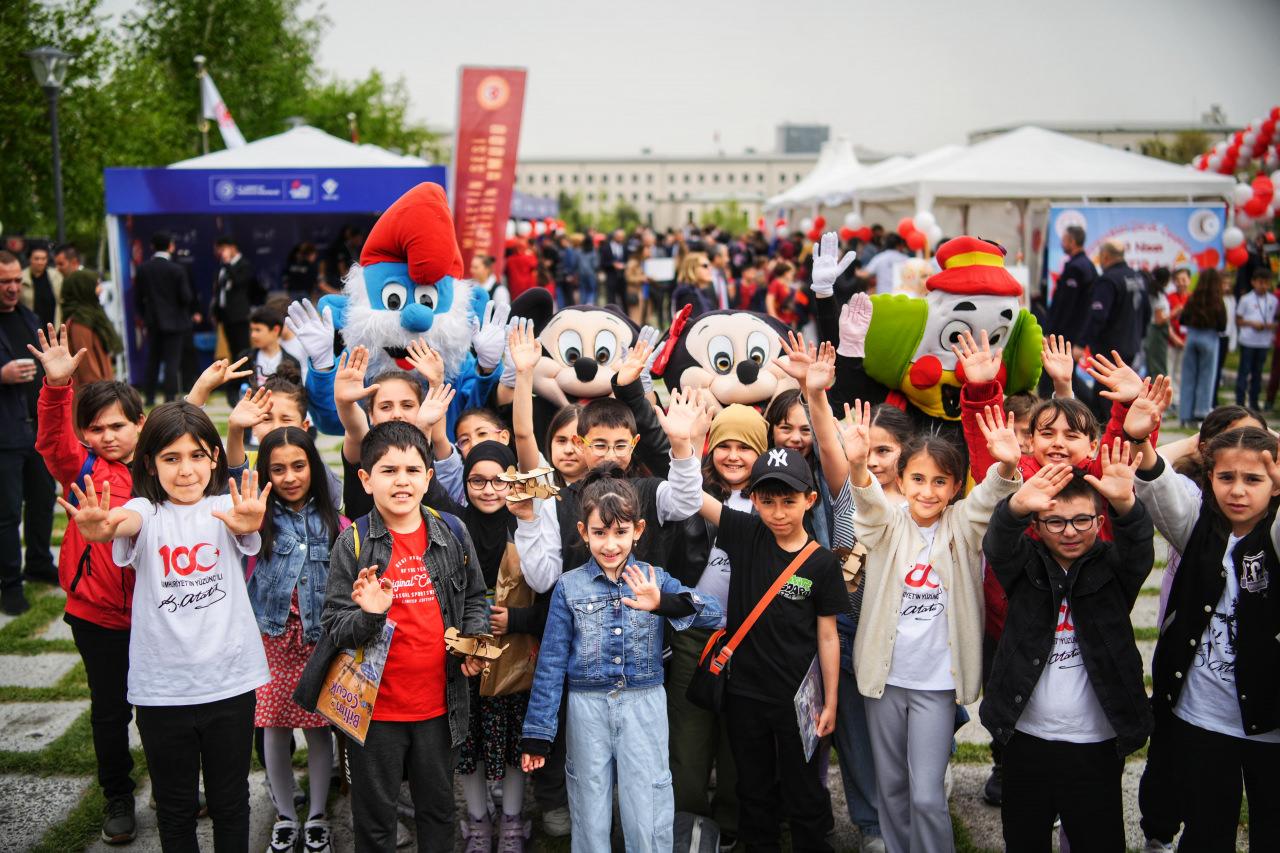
746;447;815;494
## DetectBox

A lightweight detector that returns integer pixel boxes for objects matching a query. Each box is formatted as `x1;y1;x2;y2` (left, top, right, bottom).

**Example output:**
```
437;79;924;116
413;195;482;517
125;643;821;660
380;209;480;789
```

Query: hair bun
580;461;626;488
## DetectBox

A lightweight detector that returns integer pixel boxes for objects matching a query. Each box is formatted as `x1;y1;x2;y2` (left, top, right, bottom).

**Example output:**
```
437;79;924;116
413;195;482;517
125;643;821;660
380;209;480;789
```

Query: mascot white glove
810;231;857;298
636;325;662;395
838;292;874;359
471;301;512;372
284;299;337;371
499;316;532;389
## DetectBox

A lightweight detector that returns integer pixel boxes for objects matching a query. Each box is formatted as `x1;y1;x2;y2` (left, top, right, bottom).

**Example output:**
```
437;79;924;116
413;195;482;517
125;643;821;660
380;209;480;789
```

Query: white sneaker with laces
303;817;333;853
266;819;299;853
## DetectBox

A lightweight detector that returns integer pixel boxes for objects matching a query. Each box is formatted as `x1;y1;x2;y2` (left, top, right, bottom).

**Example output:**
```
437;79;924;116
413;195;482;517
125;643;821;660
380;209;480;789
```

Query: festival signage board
451;67;528;279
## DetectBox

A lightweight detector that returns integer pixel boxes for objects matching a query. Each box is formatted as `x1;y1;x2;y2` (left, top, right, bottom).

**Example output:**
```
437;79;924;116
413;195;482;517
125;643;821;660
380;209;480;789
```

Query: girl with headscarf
61;270;121;386
456;440;545;850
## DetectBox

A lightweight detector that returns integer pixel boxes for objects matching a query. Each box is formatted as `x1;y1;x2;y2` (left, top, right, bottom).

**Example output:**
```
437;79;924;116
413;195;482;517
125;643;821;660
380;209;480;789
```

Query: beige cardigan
852;464;1020;705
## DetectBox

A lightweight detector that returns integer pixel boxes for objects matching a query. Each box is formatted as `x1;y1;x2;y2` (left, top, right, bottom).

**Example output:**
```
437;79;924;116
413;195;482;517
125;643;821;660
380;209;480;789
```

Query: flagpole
194;54;209;154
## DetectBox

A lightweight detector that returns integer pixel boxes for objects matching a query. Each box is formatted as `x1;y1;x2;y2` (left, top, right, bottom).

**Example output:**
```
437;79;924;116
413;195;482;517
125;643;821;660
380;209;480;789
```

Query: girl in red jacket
30;323;147;842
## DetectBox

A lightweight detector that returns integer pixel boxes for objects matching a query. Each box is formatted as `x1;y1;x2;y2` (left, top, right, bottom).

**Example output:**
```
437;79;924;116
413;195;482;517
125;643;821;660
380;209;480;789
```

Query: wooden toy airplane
444;627;506;675
499;465;562;502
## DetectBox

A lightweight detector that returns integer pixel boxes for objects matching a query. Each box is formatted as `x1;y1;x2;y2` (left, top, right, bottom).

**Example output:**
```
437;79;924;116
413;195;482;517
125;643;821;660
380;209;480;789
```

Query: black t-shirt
341;454;462;522
718;506;847;704
0;310;39;418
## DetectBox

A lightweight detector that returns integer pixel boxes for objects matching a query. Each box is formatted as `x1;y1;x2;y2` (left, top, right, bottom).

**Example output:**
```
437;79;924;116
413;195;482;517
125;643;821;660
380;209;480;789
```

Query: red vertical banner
452;67;527;280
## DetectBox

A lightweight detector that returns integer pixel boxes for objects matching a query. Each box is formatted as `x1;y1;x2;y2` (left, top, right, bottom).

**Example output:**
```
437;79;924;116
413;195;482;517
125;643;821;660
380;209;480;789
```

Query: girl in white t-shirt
847;401;1022;853
61;401;271;852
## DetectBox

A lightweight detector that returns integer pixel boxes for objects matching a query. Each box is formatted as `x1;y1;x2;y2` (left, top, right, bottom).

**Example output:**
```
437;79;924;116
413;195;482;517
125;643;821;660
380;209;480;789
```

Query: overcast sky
107;0;1280;159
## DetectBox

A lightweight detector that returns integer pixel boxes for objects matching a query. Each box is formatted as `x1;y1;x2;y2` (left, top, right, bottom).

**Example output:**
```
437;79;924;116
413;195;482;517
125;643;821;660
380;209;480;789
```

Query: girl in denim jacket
247;427;342;853
519;465;723;853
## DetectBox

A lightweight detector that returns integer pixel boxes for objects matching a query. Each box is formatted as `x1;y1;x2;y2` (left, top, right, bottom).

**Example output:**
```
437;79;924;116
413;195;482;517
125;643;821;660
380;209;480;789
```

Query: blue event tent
104;125;447;381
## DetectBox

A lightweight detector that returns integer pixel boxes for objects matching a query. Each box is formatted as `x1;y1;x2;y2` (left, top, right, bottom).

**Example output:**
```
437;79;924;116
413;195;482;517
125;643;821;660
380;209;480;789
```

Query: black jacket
134;254;194;333
212;256;262;325
0;305;41;450
979;496;1155;755
1046;252;1097;342
1082;261;1148;363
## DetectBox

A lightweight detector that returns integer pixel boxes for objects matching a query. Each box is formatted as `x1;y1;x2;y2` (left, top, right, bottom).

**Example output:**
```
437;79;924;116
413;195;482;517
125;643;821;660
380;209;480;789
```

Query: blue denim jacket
246;500;333;642
522;557;722;744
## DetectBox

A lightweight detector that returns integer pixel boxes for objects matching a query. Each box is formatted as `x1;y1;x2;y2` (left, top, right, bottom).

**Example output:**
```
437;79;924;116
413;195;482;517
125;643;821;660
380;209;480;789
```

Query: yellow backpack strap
352;523;360;560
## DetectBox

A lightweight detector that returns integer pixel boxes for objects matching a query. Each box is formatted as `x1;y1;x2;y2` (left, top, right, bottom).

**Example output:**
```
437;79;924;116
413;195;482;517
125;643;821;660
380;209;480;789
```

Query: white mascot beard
340;262;476;378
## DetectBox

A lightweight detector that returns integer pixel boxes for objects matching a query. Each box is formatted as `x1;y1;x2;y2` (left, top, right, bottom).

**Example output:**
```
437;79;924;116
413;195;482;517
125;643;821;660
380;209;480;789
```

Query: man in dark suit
211;235;262;403
135;232;197;405
0;251;55;614
598;228;629;309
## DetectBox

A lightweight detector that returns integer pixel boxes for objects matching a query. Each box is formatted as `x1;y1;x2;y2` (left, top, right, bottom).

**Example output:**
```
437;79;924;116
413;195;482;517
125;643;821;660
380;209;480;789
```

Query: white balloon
1223;226;1245;249
505;220;516;238
1233;184;1256;206
516;221;532;237
1209;154;1224;171
1267;204;1276;220
843;212;862;229
800;217;814;232
914;210;937;231
1214;141;1228;154
1272;170;1280;185
1236;213;1254;229
775;225;789;239
925;224;943;245
533;221;545;236
1244;131;1258;147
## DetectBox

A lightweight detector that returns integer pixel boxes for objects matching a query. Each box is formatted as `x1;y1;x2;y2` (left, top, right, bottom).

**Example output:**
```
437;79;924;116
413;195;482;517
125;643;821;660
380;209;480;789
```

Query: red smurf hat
927;236;1022;297
360;182;464;283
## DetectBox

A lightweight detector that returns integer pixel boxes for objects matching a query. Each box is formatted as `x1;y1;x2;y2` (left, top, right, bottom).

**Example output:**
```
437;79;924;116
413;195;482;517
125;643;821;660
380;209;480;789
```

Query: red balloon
839;226;857;241
756;217;766;231
1271;106;1280;121
1233;131;1246;146
1194;248;1220;269
906;230;927;251
1226;245;1249;267
813;216;827;230
1253;176;1275;202
897;217;917;237
1243;196;1268;217
775;218;787;229
855;226;873;242
806;228;822;242
1262;118;1278;140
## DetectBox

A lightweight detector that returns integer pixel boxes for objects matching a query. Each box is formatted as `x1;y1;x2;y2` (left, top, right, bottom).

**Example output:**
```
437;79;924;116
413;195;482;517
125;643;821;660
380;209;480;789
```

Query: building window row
518;169;801;189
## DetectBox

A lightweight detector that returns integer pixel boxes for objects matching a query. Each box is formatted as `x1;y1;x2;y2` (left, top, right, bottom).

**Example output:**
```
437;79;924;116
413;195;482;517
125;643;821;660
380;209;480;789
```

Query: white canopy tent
168;125;430;169
766;136;863;209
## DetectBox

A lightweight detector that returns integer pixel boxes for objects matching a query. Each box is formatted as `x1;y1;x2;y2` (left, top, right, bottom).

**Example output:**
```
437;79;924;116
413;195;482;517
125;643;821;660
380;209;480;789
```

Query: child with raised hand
248;427;343;853
30;323;147;843
520;467;722;852
981;444;1154;853
847;397;1022;853
184;355;254;408
59;402;272;852
1132;422;1280;852
507;318;585;486
1040;333;1078;400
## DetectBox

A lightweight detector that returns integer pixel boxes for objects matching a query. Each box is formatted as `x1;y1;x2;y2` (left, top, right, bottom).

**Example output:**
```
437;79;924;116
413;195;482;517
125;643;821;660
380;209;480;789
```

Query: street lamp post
25;46;74;245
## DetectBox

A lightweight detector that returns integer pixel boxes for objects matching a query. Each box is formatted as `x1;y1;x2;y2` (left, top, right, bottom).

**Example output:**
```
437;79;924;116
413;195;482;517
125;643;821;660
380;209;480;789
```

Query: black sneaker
982;764;1003;806
1;586;29;616
22;565;60;586
102;796;137;844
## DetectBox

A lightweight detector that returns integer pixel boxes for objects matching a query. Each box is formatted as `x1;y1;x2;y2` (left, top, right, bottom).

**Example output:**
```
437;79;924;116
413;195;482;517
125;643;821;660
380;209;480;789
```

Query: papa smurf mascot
284;182;511;437
832;235;1042;442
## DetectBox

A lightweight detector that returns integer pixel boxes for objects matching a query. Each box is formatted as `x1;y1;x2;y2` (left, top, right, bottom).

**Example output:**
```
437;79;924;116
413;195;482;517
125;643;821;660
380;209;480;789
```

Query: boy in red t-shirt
322;421;489;851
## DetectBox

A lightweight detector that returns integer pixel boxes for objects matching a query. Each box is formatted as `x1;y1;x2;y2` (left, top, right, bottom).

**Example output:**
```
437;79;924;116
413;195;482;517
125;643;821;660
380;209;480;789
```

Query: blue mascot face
364;261;456;333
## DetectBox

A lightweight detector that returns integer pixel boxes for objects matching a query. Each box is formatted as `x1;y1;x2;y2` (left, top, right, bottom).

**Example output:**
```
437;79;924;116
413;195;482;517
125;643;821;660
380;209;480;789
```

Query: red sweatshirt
36;381;135;630
960;380;1156;638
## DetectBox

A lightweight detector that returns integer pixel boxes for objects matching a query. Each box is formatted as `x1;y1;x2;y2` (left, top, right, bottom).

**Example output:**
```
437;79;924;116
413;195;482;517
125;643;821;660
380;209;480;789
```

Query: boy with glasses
979;445;1155;852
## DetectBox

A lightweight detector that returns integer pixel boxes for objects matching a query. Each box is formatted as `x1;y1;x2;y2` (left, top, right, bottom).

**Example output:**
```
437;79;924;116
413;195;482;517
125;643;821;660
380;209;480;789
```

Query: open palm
28;323;84;386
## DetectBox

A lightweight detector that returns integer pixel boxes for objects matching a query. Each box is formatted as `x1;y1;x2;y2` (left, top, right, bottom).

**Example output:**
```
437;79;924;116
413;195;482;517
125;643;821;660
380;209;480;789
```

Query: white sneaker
266;819;299;853
862;836;887;853
541;805;571;837
303;817;333;853
1142;840;1174;853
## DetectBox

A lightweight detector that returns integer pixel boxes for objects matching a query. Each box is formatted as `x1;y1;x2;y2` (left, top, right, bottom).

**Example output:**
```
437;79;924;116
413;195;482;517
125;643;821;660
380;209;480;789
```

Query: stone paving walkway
0;403;1251;851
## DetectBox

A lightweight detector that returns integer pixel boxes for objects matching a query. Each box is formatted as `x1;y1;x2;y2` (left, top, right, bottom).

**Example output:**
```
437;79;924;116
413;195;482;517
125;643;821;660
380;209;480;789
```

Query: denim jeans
832;665;881;839
565;686;673;853
1236;344;1270;409
1179;327;1220;421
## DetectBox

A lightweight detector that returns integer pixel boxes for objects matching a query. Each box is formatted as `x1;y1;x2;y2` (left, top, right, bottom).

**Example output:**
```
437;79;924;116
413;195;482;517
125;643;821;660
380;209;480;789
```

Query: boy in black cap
697;446;848;852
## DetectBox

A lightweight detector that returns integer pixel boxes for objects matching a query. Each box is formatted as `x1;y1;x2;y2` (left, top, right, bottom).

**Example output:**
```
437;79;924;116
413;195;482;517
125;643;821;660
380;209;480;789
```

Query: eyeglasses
585;440;636;457
1035;514;1100;533
466;476;511;492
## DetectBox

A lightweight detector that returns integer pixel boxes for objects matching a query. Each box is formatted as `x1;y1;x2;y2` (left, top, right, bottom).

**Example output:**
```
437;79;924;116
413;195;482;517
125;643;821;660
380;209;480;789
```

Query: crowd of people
0;217;1276;853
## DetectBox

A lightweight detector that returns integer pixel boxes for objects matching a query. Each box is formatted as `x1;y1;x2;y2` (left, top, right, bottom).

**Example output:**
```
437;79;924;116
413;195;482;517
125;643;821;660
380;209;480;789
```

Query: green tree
599;201;641;233
556;191;596;232
701;200;749;232
297;70;444;163
1139;130;1211;165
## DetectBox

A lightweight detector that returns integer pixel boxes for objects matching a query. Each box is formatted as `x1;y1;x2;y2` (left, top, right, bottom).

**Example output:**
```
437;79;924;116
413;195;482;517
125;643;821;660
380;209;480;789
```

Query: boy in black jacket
980;441;1154;853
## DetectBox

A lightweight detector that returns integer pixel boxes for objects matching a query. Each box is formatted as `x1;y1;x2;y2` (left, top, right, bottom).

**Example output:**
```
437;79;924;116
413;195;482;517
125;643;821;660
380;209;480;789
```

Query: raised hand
976;405;1022;469
284;299;337;370
621;564;662;611
58;479;130;542
334;346;380;405
1041;335;1075;387
211;469;273;535
1083;438;1140;511
653;387;707;445
187;357;252;406
351;566;393;614
839;400;872;468
687;388;714;452
229;386;272;431
1087;351;1144;403
615;334;655;387
951;329;1003;385
405;339;444;387
806;341;837;392
810;231;857;297
506;318;541;376
471;301;512;371
778;330;817;388
28;323;85;386
416;383;455;431
1122;375;1173;441
1009;462;1073;516
837;293;873;358
635;325;663;395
